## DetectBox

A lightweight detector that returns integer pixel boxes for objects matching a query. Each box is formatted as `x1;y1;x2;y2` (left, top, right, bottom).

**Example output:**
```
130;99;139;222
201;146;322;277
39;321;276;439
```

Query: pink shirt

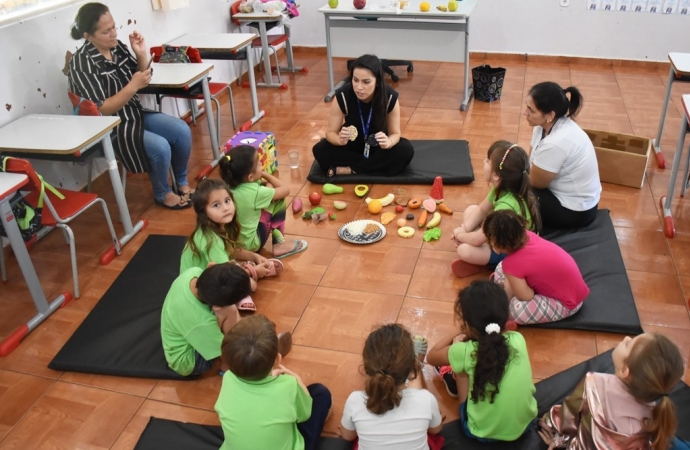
502;231;589;310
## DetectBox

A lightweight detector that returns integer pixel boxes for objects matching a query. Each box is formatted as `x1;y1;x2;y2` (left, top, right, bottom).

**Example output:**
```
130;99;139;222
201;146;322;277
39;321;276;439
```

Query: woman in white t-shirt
339;324;444;450
524;82;602;230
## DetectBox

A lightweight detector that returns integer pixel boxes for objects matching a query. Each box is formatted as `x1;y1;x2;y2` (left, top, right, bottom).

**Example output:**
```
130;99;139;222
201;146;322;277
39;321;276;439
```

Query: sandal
265;259;284;277
274;239;308;259
154;196;192;210
413;335;428;364
237;295;257;312
278;331;292;357
179;188;195;201
243;262;258;281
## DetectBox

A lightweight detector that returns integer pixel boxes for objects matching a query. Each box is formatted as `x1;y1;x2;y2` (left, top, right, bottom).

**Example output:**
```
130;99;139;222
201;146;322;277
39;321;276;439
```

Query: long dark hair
528;81;583;120
350;54;387;133
218;145;258;189
362;324;419;415
70;2;109;40
488;140;542;232
455;281;511;404
186;178;241;258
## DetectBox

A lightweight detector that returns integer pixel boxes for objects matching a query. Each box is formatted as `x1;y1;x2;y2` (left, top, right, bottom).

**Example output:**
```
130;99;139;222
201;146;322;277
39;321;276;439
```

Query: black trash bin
472;65;506;102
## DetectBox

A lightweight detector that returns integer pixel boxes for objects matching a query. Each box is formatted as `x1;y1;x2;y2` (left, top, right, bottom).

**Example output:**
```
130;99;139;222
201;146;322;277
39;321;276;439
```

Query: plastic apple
309;192;322;206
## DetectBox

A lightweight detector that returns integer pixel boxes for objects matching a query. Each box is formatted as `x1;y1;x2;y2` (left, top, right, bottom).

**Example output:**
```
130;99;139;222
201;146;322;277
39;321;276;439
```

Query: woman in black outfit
312;54;414;177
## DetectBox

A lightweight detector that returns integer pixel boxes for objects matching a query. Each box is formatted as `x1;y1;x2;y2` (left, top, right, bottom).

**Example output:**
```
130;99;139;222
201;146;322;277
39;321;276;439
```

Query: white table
147;62;221;157
165;33;265;134
232;11;305;89
652;53;690;169
660;94;690;238
0;115;141;262
319;0;477;110
0;172;72;356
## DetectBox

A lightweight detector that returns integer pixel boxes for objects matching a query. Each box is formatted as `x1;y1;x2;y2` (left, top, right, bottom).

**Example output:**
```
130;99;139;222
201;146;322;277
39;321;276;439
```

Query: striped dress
67;40;150;173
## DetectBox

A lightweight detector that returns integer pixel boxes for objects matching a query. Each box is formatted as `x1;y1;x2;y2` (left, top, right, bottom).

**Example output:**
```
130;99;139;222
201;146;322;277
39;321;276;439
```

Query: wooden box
583;129;651;189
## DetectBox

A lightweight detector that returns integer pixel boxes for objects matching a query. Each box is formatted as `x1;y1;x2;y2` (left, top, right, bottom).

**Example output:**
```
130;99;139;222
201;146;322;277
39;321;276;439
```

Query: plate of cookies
338;219;386;244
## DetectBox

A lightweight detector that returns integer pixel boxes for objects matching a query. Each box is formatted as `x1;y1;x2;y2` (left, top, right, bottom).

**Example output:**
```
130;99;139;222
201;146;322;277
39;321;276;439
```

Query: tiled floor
1;51;689;448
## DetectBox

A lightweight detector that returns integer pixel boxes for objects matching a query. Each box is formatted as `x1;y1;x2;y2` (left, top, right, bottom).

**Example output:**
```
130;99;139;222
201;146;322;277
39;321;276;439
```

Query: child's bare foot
327;166;355;177
273;239;308;259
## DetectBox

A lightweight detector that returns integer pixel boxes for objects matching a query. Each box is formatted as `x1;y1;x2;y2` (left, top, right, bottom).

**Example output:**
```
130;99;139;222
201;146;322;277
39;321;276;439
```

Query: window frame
0;0;83;28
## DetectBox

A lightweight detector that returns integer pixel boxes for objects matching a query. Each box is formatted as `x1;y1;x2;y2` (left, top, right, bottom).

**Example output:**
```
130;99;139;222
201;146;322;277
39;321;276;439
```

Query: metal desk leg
256;21;286;89
99;135;146;263
652;68;675;169
660;112;689;238
0;199;73;356
324;15;336;102
277;25;306;74
201;78;220;159
460;16;473;111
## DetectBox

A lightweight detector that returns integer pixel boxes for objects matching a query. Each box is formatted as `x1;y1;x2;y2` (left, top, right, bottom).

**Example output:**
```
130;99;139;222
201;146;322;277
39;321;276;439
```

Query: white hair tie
485;323;501;334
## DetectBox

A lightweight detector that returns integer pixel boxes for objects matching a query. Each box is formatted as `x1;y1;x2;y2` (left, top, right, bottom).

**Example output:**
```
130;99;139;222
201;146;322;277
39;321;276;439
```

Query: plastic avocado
323;183;344;194
354;184;369;197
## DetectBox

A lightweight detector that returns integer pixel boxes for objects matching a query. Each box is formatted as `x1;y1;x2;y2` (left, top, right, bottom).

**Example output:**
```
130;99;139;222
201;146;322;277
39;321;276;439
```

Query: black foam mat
133;350;690;449
49;235;191;380
306;140;474;185
532;209;643;334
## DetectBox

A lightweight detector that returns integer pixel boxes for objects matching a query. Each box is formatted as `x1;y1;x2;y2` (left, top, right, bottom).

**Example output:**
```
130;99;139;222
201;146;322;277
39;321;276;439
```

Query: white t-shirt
530;117;602;211
341;389;442;450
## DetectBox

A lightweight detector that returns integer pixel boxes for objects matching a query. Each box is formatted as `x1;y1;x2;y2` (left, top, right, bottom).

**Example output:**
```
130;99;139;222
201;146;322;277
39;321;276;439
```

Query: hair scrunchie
485;323;501;334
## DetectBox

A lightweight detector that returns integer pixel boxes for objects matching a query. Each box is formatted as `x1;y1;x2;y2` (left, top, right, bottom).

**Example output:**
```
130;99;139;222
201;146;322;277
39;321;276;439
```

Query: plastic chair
230;0;289;84
150;46;237;144
346;58;414;83
0;157;121;298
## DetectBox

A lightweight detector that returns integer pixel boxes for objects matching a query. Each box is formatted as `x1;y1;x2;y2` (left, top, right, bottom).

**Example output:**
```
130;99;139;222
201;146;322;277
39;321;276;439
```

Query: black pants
297;383;332;450
312;138;414;176
533;187;598;230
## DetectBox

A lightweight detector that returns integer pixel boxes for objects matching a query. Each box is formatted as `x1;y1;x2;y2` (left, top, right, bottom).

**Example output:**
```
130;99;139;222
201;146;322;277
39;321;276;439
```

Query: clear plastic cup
288;151;300;169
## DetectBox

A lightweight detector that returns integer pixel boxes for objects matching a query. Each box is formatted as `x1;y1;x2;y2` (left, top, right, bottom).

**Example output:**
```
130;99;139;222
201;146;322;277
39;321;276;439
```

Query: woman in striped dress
67;2;193;209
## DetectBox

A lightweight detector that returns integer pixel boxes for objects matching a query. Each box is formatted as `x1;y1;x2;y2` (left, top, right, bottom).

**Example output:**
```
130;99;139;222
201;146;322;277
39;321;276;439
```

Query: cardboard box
225;131;278;174
583;129;651;189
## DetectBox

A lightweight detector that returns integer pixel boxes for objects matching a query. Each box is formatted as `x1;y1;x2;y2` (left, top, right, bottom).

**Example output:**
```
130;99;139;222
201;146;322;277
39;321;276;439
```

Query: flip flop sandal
179;188;195;201
274;239;308;259
264;259;284;277
243;262;258;281
154;196;192;210
277;331;292;357
237;295;257;312
413;335;428;364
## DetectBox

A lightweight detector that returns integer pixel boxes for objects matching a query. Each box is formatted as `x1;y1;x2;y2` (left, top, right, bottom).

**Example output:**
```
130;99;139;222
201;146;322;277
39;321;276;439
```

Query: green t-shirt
230;181;275;252
487;188;533;230
215;371;313;450
160;267;223;376
448;331;537;440
180;229;230;274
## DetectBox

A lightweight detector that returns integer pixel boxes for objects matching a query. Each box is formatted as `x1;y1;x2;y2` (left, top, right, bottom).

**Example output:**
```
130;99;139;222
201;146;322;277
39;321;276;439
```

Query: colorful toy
225;131;278;174
398;226;415;238
422;199;437;213
426;212;441;228
381;212;396;225
323;183;344;194
309;192;322;206
292;198;303;213
423;228;441;242
430;176;444;203
438;203;453;214
365;193;394;206
302;206;325;220
354;185;369;197
333;201;347;210
408;198;421;209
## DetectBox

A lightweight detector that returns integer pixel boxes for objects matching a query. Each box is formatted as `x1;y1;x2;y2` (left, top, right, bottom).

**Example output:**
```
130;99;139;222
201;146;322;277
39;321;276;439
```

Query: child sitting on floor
427;280;537;442
451;141;541;278
215;314;331;450
180;178;284;311
161;263;251;376
339;324;444;450
539;332;686;450
483;210;589;325
220;145;307;260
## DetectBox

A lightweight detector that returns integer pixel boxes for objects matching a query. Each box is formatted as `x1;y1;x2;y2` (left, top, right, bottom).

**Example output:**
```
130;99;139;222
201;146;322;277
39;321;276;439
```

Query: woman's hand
375;131;393;149
338;126;351;146
129;69;152;90
128;31;147;57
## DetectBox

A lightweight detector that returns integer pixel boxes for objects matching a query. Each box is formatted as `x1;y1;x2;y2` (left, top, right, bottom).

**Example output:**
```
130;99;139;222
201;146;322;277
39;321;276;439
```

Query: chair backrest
150;45;203;64
3;158;42;194
67;90;101;116
230;1;243;26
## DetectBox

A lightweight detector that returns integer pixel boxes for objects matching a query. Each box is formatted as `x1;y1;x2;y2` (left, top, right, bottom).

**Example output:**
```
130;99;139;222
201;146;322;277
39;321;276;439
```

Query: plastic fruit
381;212;396;225
365;193;395;207
368;199;383;214
398;226;415;238
354;185;369;197
397;218;407;227
418;210;428;228
406;213;414;220
422;198;437;213
430;176;444;203
323;183;344;194
292;198;303;213
329;0;338;7
333;200;347;210
419;1;430;11
408;198;422;209
354;0;366;9
426;212;441;229
438;203;453;214
448;0;458;11
308;192;322;206
395;205;404;213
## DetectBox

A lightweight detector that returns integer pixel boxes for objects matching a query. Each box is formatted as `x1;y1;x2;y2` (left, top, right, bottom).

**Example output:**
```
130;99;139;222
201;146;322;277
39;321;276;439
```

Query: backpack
158;45;192;64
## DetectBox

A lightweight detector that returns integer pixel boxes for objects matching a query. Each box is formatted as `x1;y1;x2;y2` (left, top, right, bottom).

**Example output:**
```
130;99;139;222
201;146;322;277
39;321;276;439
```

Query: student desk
660;94;690;238
165;33;265;133
319;0;477;110
653;52;690;169
231;11;305;89
0;172;73;356
0;115;142;262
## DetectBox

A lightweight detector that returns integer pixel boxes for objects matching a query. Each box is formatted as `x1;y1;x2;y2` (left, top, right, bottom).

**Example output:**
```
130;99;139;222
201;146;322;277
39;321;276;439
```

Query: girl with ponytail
339;324;444;450
427;280;537;442
539;332;686;450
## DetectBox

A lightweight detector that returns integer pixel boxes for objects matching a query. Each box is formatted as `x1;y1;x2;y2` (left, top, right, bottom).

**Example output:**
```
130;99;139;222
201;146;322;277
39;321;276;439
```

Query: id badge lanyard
358;100;373;159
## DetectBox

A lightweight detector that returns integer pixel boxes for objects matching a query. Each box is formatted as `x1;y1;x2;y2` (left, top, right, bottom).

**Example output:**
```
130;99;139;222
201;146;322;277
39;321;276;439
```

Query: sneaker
434;365;458;398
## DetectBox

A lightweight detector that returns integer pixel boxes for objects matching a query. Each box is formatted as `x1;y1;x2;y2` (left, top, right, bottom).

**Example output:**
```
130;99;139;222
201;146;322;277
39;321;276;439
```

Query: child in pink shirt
482;210;589;324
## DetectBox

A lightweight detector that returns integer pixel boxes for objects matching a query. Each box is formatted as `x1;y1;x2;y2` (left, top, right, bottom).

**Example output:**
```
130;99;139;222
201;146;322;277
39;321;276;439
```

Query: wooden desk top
148;62;214;88
670;53;690;75
0;115;120;155
0;173;28;202
166;33;256;52
318;0;477;19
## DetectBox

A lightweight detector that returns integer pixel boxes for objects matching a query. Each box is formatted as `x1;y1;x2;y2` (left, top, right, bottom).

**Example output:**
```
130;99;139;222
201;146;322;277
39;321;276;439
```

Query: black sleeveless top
335;83;398;150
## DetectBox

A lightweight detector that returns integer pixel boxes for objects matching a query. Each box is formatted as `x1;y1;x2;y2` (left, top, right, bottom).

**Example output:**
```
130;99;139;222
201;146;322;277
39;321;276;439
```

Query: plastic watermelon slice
430;176;444;204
